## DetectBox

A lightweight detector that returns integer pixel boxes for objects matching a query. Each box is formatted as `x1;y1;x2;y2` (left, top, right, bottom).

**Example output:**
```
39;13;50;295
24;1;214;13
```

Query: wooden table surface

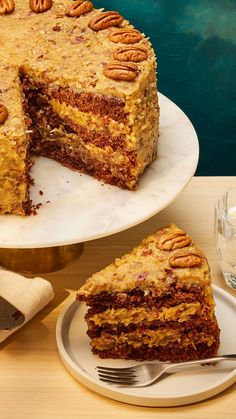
0;176;236;419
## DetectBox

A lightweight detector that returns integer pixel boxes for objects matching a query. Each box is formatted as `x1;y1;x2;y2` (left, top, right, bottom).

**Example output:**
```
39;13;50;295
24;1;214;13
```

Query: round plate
56;285;236;407
0;93;199;248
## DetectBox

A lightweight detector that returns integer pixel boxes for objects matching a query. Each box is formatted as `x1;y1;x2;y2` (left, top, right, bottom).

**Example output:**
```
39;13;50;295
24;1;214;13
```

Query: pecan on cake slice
169;251;203;268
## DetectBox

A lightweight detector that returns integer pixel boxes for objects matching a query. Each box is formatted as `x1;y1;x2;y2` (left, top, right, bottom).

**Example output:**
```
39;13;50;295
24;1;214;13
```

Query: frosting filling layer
88;303;202;326
91;328;217;351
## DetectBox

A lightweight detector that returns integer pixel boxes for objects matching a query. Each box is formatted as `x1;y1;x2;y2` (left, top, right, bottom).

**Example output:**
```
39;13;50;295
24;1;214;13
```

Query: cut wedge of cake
77;224;220;361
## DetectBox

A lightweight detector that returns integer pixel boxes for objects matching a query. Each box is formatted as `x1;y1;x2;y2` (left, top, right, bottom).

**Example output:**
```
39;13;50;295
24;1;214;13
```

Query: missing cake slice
77;224;220;361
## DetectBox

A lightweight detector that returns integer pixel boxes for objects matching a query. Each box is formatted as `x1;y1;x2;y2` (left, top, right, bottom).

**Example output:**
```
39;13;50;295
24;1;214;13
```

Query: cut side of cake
0;65;33;215
0;1;159;215
77;224;220;361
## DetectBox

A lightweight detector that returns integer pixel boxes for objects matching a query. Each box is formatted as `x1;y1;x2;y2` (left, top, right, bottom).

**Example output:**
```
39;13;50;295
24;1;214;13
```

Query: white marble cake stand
0;93;199;272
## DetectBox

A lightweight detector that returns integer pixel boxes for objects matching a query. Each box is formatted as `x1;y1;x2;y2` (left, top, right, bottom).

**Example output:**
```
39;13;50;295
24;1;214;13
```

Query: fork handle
166;354;236;372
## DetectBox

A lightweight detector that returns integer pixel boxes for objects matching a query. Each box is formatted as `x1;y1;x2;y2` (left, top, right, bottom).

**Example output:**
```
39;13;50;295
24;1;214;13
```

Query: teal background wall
94;0;236;175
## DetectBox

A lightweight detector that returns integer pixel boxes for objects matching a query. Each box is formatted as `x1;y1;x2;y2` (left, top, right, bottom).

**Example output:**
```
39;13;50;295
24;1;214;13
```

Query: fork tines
96;366;137;386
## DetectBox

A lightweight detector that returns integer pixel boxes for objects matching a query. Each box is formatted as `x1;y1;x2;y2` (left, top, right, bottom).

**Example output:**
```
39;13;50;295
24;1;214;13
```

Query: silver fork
96;354;236;387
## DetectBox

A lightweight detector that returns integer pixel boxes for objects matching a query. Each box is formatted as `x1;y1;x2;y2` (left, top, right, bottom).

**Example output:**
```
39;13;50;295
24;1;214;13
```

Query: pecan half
29;0;52;13
113;45;148;63
89;11;123;31
103;62;138;81
0;0;15;14
108;28;143;44
169;251;202;268
65;0;93;18
157;232;191;251
0;104;8;124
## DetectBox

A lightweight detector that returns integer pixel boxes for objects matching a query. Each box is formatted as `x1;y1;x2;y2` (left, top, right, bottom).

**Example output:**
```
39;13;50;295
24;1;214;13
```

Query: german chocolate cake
77;224;220;361
0;1;159;215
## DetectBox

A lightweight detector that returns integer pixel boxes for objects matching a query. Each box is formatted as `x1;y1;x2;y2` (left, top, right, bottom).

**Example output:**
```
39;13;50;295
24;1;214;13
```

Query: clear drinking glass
214;188;236;290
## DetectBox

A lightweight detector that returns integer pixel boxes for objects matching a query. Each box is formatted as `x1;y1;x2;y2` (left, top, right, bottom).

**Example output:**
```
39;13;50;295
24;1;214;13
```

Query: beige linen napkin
0;269;54;342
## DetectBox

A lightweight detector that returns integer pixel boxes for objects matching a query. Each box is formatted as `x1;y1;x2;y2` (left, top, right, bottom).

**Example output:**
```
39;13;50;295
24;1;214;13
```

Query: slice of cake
77;224;220;361
0;65;32;215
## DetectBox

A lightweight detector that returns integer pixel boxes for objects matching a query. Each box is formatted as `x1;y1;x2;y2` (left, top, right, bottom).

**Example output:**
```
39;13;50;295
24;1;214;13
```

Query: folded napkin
0;269;54;342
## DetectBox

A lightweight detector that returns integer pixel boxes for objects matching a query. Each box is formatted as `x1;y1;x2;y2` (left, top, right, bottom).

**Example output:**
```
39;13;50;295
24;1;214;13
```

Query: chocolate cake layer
79;285;205;311
92;340;220;362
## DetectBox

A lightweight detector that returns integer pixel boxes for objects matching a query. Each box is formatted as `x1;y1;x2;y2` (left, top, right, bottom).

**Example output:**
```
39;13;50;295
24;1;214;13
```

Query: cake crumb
32;202;42;215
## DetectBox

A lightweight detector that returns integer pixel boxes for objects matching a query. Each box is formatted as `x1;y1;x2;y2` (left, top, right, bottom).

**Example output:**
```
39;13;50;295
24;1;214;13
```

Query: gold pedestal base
0;243;84;274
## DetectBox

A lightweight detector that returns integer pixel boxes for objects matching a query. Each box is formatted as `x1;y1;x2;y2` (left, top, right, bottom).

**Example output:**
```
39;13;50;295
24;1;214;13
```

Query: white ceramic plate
0;93;199;248
56;285;236;407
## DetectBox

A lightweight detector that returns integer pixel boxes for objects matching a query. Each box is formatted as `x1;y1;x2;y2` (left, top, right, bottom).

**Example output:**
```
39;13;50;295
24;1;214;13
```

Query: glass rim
215;187;236;205
215;187;236;228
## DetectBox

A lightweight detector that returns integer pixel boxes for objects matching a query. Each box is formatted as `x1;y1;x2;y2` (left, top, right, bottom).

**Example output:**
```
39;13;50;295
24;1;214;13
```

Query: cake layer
92;340;220;362
91;325;219;351
87;302;207;327
79;283;206;309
